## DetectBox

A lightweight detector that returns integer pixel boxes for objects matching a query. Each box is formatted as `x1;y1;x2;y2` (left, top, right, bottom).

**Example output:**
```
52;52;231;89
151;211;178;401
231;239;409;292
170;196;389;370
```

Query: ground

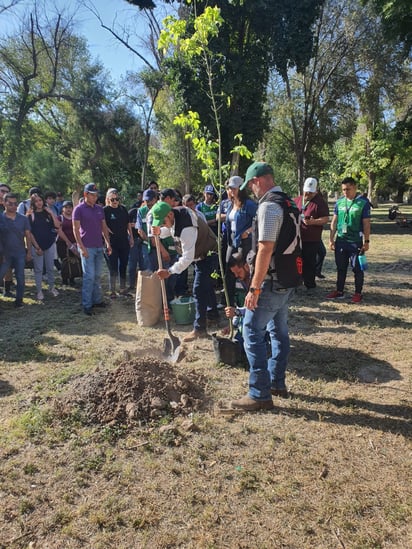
0;205;411;548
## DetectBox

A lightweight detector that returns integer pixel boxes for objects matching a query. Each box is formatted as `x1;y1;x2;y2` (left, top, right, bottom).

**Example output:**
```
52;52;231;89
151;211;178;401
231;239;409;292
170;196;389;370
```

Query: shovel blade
163;335;182;363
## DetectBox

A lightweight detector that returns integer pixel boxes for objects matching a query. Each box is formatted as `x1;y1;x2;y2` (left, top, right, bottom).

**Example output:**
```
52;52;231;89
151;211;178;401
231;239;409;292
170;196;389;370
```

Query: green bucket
170;297;196;325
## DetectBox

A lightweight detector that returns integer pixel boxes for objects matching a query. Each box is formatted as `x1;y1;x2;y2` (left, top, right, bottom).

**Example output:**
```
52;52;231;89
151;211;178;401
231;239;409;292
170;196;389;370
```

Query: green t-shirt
335;195;370;242
196;202;217;224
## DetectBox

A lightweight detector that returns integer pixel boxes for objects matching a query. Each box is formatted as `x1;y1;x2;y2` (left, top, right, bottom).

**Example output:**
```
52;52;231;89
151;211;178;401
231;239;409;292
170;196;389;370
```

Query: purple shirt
73;202;105;248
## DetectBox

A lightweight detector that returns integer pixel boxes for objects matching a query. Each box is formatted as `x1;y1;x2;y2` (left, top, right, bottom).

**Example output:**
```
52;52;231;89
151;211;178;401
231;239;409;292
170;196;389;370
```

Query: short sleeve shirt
73;202;105;248
257;187;284;243
2;212;30;254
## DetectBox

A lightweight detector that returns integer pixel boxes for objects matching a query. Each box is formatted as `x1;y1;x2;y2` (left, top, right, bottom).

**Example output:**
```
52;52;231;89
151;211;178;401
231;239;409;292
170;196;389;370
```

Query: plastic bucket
170;297;196;325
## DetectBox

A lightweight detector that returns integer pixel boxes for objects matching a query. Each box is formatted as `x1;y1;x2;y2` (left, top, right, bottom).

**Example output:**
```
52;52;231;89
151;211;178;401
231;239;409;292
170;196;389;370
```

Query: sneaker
271;388;289;399
110;292;117;299
4;290;15;298
229;395;274;412
50;288;59;297
93;301;107;308
316;273;326;279
182;330;208;343
326;290;344;299
36;291;44;301
351;292;363;303
14;300;24;309
84;307;94;316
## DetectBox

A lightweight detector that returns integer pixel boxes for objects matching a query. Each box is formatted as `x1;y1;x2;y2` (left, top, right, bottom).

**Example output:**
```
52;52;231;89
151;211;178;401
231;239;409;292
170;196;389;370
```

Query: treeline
0;0;410;203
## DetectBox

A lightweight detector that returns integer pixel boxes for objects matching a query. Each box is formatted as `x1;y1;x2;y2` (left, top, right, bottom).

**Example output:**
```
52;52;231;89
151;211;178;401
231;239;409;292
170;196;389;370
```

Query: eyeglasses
110;198;120;203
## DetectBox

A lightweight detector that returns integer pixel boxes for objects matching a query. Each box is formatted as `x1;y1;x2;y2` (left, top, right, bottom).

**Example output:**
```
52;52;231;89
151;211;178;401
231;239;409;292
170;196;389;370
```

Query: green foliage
159;0;323;166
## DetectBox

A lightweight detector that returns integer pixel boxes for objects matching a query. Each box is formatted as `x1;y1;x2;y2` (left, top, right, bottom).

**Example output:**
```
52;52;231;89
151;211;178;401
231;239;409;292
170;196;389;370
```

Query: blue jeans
139;243;152;272
334;239;363;293
243;283;294;400
128;239;142;287
80;247;104;309
193;253;218;332
0;253;26;302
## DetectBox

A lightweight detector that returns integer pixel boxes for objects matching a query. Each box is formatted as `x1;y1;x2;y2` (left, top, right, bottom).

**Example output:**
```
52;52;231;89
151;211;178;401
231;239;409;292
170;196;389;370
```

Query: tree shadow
290;303;412;333
289;340;401;383
0;379;15;397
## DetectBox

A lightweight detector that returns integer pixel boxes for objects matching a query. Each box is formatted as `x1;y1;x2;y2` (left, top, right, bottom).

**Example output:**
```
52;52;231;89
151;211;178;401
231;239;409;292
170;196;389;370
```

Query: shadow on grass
0;379;15;397
291;301;412;332
278;399;412;438
289;340;401;383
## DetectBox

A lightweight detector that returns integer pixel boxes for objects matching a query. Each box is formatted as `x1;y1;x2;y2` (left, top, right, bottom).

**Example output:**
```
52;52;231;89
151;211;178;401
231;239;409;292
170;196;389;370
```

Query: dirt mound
54;356;207;425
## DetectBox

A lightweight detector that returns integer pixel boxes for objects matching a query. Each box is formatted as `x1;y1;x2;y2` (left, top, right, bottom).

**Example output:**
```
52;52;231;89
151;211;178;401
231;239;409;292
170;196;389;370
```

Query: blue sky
1;0;171;83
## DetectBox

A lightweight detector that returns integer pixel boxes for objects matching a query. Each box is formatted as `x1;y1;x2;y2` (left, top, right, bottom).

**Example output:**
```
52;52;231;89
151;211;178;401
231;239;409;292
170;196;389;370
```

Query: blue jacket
226;198;257;248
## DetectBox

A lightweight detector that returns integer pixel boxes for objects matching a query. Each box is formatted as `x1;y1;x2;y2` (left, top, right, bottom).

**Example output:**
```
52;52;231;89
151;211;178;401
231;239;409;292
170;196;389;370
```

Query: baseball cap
228;176;243;189
150;201;172;227
204;184;215;194
84;183;98;194
303;177;318;193
62;200;73;207
240;162;274;190
143;189;157;202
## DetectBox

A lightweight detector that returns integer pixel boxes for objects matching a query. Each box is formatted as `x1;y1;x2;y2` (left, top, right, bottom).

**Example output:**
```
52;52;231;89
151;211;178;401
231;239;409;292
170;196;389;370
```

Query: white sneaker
50;288;59;297
36;291;44;301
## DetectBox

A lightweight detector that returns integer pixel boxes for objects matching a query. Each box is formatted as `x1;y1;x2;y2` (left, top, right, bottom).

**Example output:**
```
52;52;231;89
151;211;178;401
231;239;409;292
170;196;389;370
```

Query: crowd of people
0;168;372;411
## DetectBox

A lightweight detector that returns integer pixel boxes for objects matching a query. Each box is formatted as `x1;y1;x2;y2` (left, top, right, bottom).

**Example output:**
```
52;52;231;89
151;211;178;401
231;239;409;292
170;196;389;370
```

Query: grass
0;203;411;548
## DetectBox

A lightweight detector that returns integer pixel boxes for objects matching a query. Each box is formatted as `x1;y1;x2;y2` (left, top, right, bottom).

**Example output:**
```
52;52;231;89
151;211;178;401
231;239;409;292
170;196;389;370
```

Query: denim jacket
226;198;257;248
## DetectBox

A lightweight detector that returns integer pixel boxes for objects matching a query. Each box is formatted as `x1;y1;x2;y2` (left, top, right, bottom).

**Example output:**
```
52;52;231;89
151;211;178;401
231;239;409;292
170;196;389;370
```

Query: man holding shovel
151;201;219;342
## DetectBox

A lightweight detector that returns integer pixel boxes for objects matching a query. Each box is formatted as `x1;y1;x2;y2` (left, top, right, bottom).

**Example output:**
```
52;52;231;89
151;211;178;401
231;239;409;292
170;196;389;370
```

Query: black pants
315;240;326;276
302;241;319;289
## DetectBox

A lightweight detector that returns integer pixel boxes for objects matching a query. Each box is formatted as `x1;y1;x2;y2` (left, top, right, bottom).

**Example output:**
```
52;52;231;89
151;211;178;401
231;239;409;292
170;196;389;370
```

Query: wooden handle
154;234;168;312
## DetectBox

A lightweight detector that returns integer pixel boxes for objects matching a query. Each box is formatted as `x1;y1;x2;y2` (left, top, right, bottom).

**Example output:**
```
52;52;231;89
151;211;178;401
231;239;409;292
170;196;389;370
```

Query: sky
1;0;172;83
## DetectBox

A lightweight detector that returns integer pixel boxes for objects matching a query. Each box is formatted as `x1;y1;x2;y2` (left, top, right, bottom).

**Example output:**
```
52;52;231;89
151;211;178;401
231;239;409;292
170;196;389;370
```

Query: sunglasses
110;197;120;202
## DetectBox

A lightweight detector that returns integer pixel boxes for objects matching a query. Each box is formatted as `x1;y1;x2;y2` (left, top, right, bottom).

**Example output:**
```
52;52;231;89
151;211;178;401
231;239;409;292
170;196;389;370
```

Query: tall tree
263;0;359;191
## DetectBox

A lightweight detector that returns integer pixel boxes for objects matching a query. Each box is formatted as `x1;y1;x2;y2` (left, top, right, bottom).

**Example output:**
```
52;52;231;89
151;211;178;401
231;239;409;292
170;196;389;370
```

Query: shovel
154;234;181;363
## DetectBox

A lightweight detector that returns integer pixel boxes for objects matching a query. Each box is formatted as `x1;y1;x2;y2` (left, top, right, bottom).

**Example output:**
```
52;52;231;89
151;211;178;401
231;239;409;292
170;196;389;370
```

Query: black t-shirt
128;207;140;239
29;210;57;251
104;205;129;247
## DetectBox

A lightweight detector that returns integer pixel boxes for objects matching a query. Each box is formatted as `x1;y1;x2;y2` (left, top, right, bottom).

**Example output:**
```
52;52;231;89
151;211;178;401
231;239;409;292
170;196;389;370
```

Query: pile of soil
54;356;206;425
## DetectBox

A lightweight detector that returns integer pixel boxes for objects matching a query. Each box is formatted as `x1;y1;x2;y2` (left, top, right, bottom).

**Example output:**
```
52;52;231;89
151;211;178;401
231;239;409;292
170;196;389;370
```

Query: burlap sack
135;271;162;326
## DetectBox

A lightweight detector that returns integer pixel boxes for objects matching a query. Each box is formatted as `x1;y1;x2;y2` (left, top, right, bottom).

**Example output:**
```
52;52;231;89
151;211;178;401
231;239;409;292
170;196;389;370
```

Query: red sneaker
351;293;363;303
326;290;344;299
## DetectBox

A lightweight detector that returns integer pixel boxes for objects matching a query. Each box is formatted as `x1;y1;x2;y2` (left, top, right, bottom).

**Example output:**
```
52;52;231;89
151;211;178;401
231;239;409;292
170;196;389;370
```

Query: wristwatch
249;287;261;295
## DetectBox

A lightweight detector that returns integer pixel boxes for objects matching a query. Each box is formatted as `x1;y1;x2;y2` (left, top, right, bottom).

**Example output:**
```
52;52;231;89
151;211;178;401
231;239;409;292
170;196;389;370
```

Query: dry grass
0;204;411;549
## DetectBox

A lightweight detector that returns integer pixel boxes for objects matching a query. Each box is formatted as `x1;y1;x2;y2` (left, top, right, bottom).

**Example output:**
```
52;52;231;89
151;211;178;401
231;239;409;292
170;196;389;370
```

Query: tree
263;0;359;192
364;0;412;52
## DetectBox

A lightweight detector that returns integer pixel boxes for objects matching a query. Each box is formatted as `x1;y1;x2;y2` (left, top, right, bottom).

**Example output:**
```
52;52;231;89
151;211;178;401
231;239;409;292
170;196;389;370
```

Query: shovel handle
154;234;169;314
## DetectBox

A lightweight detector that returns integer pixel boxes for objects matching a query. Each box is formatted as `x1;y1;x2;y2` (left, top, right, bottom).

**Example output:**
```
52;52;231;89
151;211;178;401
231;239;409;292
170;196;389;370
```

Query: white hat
228;176;243;189
303;177;318;193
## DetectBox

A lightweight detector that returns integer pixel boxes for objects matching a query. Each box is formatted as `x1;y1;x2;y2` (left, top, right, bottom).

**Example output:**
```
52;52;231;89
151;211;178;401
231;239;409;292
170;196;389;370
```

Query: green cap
240;162;274;190
150;201;172;227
